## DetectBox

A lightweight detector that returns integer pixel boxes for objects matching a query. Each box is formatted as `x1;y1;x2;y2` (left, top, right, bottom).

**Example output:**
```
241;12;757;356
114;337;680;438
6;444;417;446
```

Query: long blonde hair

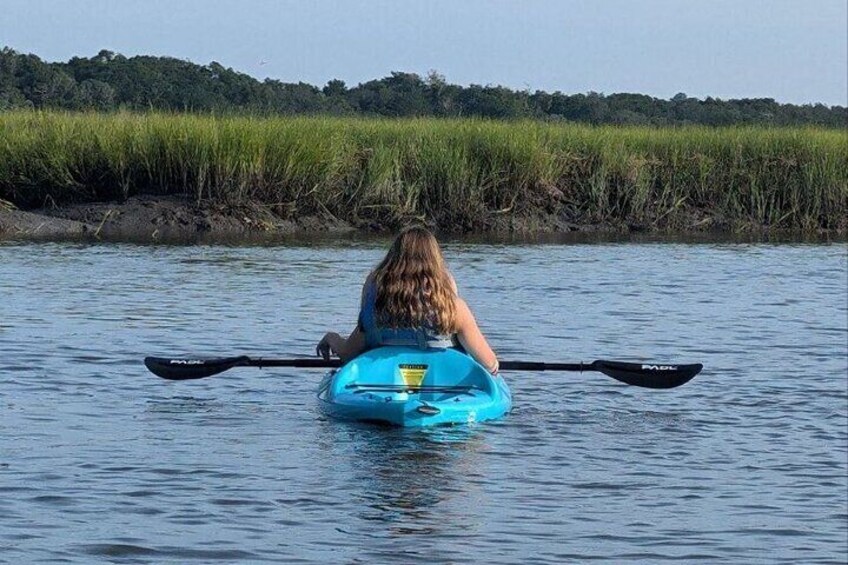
373;226;457;333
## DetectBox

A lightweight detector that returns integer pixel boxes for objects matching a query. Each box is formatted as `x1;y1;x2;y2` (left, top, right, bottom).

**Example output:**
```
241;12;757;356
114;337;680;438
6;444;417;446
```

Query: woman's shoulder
453;295;472;324
363;271;377;289
360;271;377;302
449;273;459;295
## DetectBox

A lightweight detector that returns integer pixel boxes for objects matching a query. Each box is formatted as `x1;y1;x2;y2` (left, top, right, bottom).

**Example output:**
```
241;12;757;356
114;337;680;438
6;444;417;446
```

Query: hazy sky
2;0;846;105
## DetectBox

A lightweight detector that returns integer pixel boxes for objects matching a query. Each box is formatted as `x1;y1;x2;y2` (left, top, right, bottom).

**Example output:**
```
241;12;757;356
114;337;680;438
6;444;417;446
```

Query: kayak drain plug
416;405;441;416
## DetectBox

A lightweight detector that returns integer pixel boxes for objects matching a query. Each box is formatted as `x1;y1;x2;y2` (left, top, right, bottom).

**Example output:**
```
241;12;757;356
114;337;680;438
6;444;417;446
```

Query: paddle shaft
249;358;343;368
253;359;580;371
500;361;584;371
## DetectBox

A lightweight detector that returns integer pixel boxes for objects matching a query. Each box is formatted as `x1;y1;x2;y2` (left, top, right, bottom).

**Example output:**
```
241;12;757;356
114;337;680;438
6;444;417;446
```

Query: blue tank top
359;280;454;349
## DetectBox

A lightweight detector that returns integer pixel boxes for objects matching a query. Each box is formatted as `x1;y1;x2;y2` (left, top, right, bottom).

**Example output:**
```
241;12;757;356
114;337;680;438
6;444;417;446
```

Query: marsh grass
1;111;845;231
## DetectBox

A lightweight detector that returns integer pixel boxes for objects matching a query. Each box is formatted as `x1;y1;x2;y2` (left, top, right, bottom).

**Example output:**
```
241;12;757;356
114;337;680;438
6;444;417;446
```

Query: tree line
1;47;845;127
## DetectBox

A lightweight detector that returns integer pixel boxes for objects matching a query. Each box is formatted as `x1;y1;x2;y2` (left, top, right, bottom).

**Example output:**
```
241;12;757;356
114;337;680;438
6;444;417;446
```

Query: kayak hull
317;346;511;427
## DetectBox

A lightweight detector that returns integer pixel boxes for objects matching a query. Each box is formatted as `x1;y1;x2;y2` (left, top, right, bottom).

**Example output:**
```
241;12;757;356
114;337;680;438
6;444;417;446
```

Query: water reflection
316;420;486;537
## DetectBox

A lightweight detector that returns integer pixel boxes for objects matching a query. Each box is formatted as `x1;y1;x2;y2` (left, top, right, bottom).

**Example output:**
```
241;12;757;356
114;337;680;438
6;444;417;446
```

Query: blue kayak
317;346;511;427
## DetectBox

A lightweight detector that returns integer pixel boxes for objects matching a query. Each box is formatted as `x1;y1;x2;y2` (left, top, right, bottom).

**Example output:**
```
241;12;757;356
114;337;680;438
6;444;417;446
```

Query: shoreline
1;195;843;243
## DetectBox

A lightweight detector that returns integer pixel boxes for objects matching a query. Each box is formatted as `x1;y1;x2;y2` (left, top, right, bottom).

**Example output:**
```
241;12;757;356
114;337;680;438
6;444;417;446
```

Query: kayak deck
317;346;511;427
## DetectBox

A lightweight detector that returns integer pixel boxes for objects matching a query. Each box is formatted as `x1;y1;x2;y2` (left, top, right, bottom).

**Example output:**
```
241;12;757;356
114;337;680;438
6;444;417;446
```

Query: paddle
144;355;701;389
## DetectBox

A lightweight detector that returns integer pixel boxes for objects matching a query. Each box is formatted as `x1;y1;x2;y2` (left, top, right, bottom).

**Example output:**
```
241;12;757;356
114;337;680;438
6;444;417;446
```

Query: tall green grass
1;110;845;231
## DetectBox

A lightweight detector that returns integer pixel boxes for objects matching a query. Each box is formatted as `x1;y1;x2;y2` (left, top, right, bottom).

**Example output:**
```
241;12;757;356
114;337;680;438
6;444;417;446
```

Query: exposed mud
0;195;356;241
0;194;840;242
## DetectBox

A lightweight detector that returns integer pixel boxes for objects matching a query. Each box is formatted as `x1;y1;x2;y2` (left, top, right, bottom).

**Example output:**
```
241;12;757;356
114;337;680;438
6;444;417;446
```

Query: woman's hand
316;332;342;361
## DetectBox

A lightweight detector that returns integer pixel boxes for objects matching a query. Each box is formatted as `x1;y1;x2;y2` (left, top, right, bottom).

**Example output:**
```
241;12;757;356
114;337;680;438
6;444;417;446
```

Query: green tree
322;79;347;97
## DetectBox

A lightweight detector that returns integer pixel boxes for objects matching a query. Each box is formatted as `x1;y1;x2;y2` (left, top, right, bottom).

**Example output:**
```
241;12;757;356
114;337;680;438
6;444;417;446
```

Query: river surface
1;237;846;564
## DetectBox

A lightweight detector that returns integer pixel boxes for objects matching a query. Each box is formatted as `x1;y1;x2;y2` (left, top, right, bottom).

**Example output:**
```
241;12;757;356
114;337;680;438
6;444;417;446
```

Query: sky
1;0;846;106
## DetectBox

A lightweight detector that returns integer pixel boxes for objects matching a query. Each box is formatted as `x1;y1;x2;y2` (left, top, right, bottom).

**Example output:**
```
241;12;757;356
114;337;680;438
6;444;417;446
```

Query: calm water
1;238;846;563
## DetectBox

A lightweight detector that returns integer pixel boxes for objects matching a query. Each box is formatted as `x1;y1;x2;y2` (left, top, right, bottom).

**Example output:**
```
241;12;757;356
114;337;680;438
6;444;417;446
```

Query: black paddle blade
144;356;251;380
592;360;703;389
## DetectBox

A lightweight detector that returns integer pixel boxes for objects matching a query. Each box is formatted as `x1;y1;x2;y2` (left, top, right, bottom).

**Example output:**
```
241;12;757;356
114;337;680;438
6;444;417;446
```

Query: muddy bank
0;194;838;242
0;194;589;241
0;195;357;241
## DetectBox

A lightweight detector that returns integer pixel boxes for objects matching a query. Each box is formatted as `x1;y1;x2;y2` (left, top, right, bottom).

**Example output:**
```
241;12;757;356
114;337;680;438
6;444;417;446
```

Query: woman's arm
315;275;372;362
454;297;499;374
316;326;366;362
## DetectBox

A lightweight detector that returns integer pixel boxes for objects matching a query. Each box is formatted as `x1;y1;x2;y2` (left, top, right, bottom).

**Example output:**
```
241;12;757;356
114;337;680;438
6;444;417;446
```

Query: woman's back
359;275;454;349
317;227;498;374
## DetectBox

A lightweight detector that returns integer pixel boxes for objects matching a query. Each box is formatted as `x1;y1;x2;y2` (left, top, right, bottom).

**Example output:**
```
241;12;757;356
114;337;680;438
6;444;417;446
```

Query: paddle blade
144;356;251;380
591;360;702;389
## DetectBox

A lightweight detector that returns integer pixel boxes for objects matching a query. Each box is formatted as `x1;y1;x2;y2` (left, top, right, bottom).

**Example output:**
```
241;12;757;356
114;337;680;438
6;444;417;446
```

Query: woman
316;226;499;374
